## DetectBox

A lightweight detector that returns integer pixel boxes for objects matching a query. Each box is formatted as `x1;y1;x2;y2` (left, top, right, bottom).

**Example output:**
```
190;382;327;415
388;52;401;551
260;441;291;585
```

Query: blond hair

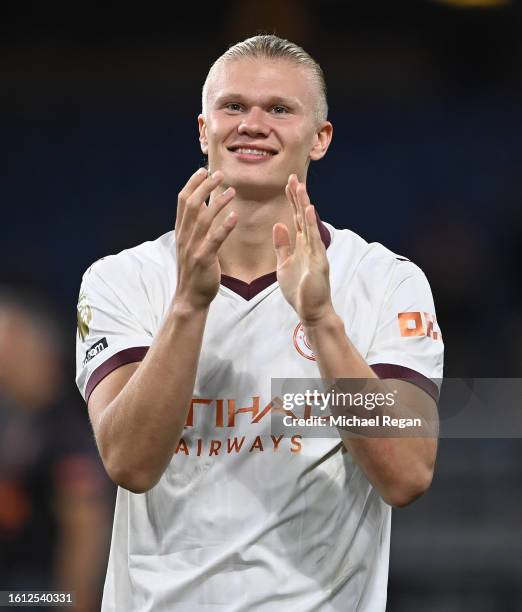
202;34;328;124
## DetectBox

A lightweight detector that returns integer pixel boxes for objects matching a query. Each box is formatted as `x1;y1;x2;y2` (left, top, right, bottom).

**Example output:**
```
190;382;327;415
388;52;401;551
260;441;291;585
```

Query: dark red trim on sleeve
85;346;149;403
370;363;440;402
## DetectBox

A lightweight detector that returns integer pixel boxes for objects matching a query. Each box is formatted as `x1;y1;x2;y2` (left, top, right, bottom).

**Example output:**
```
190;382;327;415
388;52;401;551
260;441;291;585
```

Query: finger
288;174;303;232
190;170;224;210
272;222;292;268
296;182;310;243
285;183;300;234
176;167;209;231
191;186;236;243
207;185;235;217
198;211;238;260
178;171;224;239
289;175;304;232
305;204;324;254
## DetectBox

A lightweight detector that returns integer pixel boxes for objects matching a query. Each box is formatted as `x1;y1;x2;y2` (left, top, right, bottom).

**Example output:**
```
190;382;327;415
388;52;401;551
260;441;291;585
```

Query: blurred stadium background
2;1;521;610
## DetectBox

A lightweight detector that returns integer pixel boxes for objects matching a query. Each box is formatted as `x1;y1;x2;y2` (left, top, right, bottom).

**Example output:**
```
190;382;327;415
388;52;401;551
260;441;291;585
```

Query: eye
271;105;289;115
225;103;243;112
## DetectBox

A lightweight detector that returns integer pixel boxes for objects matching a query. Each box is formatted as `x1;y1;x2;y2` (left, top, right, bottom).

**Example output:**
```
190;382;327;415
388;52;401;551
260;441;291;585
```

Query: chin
222;164;285;197
229;177;284;201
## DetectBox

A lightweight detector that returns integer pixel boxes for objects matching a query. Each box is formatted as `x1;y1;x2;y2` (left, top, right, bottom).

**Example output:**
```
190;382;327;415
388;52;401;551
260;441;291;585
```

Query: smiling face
199;58;332;200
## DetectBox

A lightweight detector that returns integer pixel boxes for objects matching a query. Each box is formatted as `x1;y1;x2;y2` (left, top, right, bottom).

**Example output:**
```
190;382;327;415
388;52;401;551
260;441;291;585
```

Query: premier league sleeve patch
76;290;92;342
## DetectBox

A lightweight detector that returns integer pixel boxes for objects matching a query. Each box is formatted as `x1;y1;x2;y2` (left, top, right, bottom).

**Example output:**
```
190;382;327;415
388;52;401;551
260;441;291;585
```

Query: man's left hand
273;174;334;325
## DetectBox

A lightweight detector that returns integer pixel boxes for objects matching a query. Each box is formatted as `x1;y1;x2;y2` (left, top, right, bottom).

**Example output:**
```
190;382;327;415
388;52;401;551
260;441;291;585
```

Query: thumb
272;223;291;266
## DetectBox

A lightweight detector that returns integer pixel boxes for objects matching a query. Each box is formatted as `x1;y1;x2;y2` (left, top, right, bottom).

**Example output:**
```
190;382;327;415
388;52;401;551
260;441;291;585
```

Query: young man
76;35;443;611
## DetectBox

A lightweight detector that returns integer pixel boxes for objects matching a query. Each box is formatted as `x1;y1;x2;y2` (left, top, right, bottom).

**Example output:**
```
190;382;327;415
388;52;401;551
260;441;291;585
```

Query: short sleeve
75;258;152;403
366;261;444;401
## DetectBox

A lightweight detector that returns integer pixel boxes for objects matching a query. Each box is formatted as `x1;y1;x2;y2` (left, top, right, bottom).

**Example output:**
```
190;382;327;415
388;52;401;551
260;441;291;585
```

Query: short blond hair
202;34;328;124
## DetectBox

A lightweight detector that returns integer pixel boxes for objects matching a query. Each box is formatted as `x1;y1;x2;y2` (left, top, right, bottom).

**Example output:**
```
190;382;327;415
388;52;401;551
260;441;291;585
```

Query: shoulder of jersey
83;230;175;282
327;223;422;278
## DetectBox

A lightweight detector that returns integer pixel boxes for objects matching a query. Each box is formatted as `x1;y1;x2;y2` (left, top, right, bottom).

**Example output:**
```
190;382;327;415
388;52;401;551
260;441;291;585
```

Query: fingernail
224;187;234;196
197;167;207;176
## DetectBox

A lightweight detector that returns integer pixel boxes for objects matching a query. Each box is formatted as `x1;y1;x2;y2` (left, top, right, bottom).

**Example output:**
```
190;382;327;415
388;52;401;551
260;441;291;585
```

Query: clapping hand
273;174;334;325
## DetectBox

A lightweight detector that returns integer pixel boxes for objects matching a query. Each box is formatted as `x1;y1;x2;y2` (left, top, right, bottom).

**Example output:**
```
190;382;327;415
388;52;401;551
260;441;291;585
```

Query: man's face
199;58;330;199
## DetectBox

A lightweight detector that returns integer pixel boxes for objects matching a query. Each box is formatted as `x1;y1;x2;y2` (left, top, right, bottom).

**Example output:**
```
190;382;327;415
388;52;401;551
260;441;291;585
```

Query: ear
309;121;333;161
198;114;208;155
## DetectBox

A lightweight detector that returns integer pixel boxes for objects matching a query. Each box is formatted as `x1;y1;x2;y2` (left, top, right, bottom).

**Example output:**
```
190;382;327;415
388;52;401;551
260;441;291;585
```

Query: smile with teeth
232;148;275;157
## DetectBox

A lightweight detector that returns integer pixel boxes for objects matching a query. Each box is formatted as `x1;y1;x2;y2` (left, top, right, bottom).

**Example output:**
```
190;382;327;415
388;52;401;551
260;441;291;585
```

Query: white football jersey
76;220;443;612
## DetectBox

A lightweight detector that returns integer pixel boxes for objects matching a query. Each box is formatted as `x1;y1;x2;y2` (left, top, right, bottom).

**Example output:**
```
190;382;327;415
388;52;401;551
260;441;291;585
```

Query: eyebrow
213;93;304;110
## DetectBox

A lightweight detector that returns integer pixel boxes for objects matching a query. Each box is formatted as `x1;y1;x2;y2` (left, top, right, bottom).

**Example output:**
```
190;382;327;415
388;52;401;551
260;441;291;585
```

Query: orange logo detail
398;312;441;341
293;322;316;360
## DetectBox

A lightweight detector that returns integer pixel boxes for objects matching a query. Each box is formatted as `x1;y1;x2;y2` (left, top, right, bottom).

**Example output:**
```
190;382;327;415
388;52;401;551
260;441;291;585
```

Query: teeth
235;148;272;156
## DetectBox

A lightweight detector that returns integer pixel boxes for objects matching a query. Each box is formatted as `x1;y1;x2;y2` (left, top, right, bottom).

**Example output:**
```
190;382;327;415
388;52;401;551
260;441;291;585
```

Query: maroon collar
220;213;331;301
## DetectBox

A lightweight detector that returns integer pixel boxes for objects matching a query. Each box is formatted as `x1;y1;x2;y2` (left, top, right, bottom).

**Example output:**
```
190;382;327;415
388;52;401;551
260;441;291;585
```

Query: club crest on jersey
293;322;316;361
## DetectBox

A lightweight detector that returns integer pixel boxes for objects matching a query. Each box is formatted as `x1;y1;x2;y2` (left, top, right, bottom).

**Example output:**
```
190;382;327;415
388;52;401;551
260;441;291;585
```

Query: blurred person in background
0;288;111;611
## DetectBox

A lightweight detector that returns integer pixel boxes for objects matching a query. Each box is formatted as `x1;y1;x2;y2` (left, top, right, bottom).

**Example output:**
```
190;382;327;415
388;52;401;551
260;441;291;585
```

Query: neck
211;188;296;283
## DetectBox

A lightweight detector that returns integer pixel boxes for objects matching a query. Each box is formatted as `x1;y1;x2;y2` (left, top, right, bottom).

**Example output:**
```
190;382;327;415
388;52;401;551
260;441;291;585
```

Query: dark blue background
3;1;522;609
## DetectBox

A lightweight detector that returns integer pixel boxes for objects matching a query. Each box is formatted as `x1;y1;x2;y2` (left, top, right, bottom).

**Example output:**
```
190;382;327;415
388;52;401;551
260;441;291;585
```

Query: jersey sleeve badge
76;291;92;342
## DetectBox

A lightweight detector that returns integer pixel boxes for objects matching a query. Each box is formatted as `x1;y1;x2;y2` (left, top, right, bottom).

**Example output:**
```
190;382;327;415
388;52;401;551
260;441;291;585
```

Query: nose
237;107;270;138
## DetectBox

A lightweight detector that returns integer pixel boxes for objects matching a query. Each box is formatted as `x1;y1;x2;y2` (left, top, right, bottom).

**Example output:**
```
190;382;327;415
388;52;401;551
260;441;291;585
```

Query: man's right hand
174;168;237;310
87;169;237;493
